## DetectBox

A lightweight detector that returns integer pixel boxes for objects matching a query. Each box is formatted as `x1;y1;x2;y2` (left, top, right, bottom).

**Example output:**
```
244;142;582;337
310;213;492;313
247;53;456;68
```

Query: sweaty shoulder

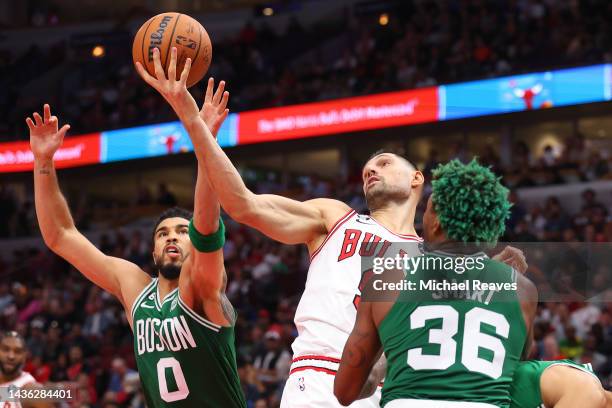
304;198;352;230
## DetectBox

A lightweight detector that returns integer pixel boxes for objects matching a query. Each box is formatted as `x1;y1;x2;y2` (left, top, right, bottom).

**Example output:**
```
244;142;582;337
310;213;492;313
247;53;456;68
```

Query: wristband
188;218;225;252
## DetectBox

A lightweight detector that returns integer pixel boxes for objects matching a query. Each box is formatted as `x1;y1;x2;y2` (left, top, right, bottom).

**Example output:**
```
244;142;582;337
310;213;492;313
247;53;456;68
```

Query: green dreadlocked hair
431;159;511;243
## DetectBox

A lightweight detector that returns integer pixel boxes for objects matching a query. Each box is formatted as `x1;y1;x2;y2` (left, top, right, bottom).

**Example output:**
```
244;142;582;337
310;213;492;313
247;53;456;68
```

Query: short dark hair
0;331;25;346
366;149;416;170
152;207;193;243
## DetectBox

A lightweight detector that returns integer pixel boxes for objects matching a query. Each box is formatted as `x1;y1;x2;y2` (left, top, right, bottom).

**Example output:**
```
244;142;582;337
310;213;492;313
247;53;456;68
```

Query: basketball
132;12;212;88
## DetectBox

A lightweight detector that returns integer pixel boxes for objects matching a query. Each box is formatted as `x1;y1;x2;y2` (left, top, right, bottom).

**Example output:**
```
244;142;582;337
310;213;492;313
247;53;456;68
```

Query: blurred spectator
125;231;149;270
156;183;177;207
543;197;570;240
559;325;583;360
107;357;137;402
540;145;558;167
252;329;291;401
135;186;153;206
239;360;266;406
572;302;602;340
83;296;117;338
542;334;565;360
67;344;88;380
76;371;98;405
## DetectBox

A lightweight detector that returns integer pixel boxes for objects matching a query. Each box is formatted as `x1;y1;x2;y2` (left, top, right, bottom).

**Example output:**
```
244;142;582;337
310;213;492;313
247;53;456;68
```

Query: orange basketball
132;12;212;88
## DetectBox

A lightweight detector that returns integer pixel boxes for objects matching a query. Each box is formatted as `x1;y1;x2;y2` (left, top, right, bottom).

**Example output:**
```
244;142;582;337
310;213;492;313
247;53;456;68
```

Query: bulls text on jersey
338;229;394;262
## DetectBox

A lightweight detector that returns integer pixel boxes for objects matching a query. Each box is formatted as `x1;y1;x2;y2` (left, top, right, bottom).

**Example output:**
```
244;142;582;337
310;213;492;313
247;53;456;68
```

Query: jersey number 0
157;357;190;402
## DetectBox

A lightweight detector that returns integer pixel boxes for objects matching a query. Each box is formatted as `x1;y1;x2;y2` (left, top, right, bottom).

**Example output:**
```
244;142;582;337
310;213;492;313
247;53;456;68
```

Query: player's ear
411;170;424;187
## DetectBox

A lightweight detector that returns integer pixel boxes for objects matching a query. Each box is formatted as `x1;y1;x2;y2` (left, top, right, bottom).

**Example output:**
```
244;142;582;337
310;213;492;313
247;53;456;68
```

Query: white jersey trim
289;355;341;375
310;209;356;261
156;286;179;310
177;294;222;332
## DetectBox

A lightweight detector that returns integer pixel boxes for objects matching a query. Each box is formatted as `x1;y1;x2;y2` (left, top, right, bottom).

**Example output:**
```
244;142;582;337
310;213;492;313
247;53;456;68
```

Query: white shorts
280;369;381;408
385;400;497;408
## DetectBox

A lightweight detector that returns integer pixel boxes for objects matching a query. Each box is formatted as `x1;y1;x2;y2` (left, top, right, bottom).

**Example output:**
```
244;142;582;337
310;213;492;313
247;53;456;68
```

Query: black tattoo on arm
346;334;368;368
219;267;234;324
221;268;228;293
220;293;236;326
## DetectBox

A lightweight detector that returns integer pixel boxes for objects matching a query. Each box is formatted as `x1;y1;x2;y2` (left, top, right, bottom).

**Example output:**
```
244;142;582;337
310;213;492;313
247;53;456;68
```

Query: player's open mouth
165;245;181;259
367;177;380;188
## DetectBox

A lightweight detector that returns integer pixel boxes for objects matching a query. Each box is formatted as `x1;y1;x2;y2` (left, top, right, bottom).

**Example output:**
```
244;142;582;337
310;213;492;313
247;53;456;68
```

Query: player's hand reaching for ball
200;78;229;138
26;104;70;161
135;46;200;124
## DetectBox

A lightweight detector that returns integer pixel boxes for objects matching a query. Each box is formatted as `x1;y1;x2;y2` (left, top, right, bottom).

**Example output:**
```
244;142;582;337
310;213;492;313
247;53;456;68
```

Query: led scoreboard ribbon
1;64;610;172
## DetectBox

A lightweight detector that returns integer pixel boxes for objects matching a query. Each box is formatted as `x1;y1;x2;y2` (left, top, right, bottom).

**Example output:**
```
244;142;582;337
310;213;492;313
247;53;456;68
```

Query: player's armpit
334;301;382;406
234;195;349;246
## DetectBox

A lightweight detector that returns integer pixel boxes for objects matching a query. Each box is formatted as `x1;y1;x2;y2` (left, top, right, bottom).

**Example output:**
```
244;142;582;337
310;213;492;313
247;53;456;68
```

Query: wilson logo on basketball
148;15;173;61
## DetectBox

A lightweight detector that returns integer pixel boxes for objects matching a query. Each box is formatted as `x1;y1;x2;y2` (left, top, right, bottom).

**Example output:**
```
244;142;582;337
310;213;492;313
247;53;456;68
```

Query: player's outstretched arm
179;165;234;326
178;63;233;326
135;48;349;246
29;106;149;307
334;301;382;406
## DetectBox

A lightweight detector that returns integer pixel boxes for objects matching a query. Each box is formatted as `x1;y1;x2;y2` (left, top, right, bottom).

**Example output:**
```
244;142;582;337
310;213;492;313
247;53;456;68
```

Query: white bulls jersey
290;210;422;375
1;371;36;408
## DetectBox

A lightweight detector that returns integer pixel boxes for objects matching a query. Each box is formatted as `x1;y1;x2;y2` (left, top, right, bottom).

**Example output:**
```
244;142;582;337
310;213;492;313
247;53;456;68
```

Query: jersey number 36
407;305;510;379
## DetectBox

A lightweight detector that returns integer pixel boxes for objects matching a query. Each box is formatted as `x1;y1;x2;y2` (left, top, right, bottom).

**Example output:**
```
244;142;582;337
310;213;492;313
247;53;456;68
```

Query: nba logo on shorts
298;377;305;391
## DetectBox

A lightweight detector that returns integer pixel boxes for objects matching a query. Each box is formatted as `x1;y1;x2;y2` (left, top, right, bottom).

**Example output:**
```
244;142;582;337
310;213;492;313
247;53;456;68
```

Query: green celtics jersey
509;360;598;408
379;252;527;407
131;279;246;408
